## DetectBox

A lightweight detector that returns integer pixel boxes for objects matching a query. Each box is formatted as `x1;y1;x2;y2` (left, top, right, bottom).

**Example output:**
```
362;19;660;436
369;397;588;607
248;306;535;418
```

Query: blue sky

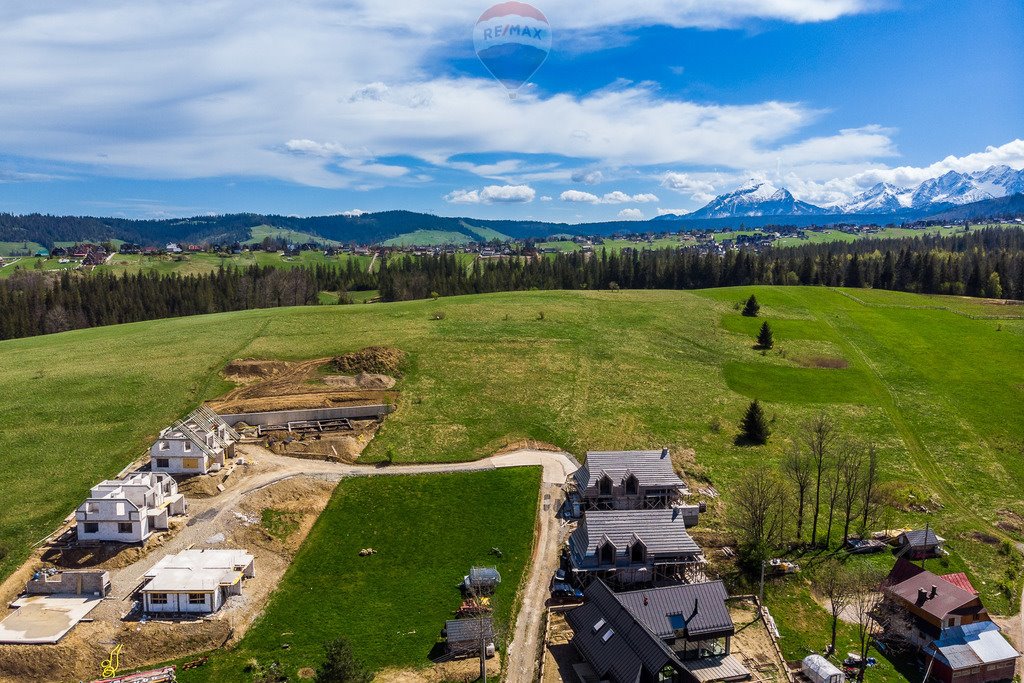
0;0;1020;222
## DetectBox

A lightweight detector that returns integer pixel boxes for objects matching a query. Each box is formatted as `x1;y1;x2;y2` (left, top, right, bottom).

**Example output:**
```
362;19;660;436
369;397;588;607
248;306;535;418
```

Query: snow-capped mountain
839;183;914;214
908;166;1024;210
686;180;828;219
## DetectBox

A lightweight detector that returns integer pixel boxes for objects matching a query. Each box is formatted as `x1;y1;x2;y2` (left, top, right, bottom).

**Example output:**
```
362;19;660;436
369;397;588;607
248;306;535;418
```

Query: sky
0;0;1021;222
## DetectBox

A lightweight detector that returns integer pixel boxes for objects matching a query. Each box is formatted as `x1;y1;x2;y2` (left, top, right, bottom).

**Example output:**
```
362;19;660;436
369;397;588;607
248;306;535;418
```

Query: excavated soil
332;346;407;376
207;356;399;415
233;478;336;556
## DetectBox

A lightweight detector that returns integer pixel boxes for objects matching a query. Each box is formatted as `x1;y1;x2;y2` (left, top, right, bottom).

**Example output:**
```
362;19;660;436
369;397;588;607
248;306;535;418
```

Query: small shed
802;655;843;683
462;566;501;595
444;617;495;658
896;528;944;559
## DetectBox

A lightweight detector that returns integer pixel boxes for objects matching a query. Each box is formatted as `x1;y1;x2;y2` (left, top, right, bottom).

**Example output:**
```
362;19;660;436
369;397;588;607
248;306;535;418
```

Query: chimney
931;585;938;598
661;448;669;459
918;588;928;602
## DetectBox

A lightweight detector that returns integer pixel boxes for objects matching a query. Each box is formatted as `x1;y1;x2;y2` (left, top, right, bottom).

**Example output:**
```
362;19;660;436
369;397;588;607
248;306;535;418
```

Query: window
188;593;206;605
600;541;616;565
182;458;200;469
118;522;133;534
602;628;615;642
630;542;645;564
948;618;955;627
624;474;639;495
158;441;169;451
592;618;606;633
183;442;192;452
149;593;168;605
156;458;169;468
598;475;613;496
83;522;99;534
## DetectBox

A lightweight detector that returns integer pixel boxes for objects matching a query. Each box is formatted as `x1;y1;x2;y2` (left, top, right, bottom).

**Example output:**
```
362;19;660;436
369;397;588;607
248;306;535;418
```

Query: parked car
551;582;584;601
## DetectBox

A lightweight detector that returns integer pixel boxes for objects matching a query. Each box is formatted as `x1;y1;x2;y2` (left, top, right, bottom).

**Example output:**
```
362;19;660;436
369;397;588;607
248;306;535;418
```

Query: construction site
0;348;405;683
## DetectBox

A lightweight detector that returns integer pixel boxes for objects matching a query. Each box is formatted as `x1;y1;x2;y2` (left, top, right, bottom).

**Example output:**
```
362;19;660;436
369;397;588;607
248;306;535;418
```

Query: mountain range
657;165;1024;220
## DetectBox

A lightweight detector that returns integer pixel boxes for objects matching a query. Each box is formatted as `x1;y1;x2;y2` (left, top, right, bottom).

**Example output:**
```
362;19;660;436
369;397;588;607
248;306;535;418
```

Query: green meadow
1;286;1023;675
176;469;540;680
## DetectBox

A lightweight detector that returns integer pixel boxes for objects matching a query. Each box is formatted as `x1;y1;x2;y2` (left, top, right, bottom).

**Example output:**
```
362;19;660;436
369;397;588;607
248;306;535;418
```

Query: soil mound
223;359;292;383
333;347;406;376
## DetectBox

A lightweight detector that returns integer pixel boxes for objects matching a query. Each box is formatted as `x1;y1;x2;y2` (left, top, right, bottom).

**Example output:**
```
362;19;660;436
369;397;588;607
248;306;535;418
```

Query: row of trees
0;265;356;340
732;414;886;564
378;228;1024;301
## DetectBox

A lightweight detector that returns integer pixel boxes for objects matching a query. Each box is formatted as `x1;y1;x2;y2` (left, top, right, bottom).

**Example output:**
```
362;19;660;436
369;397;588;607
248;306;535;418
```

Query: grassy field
243;224;343;247
380;229;477;247
176;468;540;680
1;287;1024;676
0;241;45;256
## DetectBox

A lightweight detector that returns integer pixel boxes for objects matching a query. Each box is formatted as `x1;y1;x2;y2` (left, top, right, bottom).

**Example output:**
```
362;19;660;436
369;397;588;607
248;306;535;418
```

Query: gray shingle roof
569;509;702;568
900;529;942;547
614;581;734;639
567;579;680;683
445;617;494;643
574;450;686;491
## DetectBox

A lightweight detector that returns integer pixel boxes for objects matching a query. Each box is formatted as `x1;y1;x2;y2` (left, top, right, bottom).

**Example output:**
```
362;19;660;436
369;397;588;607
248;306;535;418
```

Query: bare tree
732;468;788;568
815;558;855;653
848;565;887;682
803;413;838;547
840;446;865;545
823;449;845;548
859;446;880;535
782;442;814;543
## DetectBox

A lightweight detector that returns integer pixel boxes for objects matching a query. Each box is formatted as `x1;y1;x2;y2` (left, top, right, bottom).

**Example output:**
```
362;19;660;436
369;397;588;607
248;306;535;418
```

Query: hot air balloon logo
473;2;551;99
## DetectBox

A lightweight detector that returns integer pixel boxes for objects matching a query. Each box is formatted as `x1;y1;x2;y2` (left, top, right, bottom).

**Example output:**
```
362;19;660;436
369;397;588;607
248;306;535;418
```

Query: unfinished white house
150;406;239;475
140;549;255;615
76;472;186;543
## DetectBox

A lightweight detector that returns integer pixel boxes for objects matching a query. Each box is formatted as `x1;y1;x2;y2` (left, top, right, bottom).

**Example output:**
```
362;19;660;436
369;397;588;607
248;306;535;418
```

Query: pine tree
741;294;760;317
757;321;774;349
737;400;770;445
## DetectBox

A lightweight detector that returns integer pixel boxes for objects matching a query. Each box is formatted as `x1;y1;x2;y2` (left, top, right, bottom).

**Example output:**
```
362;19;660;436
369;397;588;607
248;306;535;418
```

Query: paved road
105;446;577;681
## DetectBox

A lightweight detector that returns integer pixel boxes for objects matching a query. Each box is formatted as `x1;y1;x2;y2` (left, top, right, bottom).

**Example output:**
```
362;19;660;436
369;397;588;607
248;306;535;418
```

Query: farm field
380;229;477;246
175;468;540;681
0;241;45;256
1;287;1024;676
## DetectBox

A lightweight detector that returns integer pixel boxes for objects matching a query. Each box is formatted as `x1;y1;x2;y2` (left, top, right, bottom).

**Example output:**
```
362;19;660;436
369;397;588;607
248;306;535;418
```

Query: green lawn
0;241;45;256
2;287;1024;679
94;251;372;277
176;468;540;680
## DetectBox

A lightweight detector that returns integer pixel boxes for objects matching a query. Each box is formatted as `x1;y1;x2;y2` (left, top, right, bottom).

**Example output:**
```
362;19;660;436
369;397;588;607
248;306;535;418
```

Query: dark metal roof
614;581;734;639
574;450;686;491
899;529;942;547
886;568;979;621
445;617;494;643
569;509;702;568
567;579;682;683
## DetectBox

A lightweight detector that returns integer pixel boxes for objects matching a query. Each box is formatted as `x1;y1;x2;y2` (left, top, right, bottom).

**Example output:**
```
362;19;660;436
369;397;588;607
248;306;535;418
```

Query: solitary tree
756;321;774;349
742;294;760;317
315;638;373;683
849;565;888;682
815;558;855;653
736;400;770;445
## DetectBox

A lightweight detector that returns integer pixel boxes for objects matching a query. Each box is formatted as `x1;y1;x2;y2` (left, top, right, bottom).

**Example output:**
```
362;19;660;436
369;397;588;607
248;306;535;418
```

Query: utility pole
758;560;766;617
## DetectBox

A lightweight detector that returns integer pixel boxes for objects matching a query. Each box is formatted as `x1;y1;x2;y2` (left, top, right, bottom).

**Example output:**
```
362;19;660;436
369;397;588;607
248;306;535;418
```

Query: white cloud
540;195;553;202
617;208;644;220
571;169;604;185
445;184;536;204
561;189;659;204
560;190;601;203
340;209;368;217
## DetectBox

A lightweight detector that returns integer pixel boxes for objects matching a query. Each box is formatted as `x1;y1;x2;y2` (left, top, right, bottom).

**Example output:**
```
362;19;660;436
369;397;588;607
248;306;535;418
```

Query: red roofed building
940;572;979;596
